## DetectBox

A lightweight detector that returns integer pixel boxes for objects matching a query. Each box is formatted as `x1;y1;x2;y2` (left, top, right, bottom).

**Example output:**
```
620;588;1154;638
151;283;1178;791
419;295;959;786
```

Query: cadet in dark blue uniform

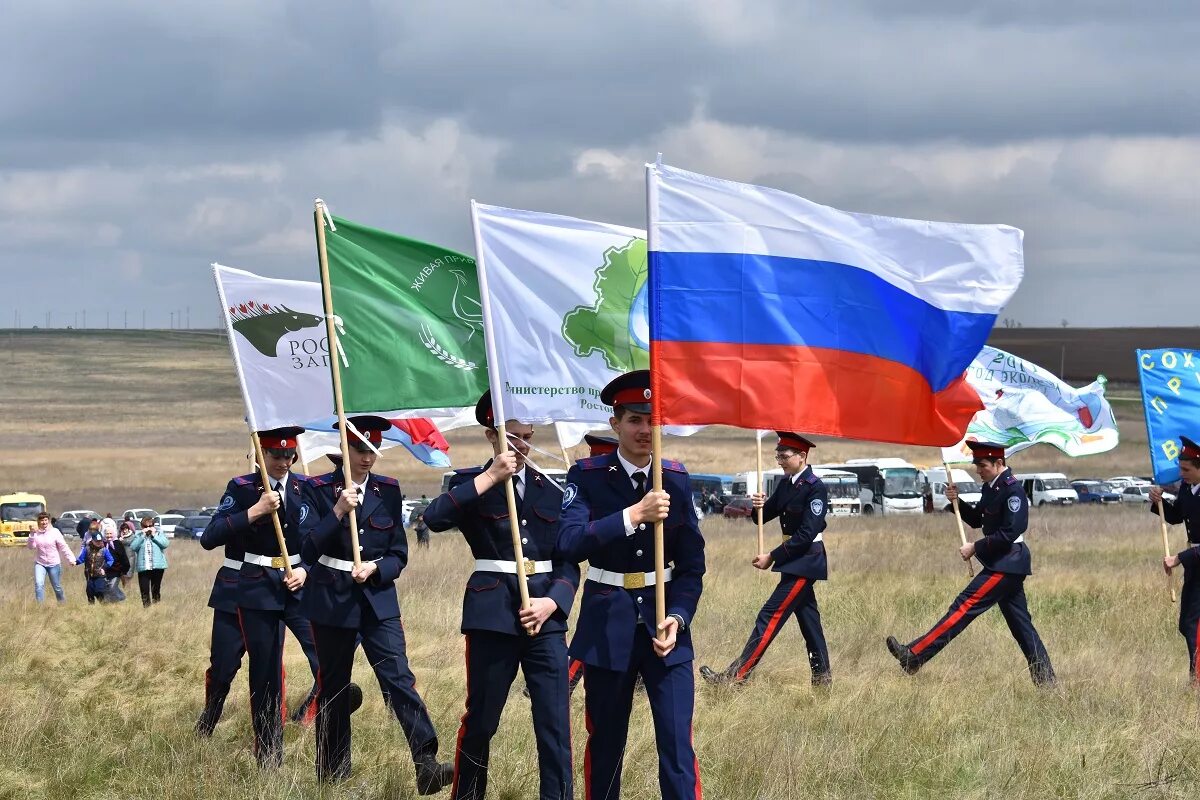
701;432;830;687
1153;434;1200;681
423;392;579;800
299;415;452;793
557;370;705;800
885;441;1055;686
200;427;349;765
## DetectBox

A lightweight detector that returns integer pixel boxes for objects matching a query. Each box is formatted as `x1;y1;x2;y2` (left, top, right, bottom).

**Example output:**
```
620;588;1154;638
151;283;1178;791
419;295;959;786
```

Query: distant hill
987;328;1200;384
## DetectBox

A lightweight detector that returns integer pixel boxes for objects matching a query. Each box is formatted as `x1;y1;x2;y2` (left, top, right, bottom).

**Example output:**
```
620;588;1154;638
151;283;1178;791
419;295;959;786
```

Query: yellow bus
0;493;48;546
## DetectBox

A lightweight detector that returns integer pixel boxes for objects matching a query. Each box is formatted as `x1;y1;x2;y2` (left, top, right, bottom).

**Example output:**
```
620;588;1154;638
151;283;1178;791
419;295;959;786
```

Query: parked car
123;508;159;523
1071;481;1122;505
1107;476;1151;490
175;515;213;539
166;508;200;518
722;497;756;521
158;513;184;538
1120;486;1152;503
58;510;99;536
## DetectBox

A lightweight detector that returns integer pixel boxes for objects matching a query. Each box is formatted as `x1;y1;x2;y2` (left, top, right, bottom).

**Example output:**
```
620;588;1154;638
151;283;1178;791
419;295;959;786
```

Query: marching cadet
423;391;579;800
299;415;453;793
200;427;356;765
557;370;705;800
701;432;831;687
885;441;1055;686
1153;434;1200;681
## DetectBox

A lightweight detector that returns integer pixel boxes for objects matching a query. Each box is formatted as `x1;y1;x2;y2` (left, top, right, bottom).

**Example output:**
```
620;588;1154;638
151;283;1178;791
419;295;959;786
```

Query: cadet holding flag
423;391;578;800
1153;435;1200;681
885;441;1055;686
702;432;831;687
300;416;452;793
557;370;705;800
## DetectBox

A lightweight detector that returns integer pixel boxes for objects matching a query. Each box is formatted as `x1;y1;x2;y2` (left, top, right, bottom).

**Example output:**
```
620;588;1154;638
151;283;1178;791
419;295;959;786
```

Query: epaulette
579;457;608;471
454;466;485;475
308;474;333;487
374;475;399;487
662;458;686;473
804;472;819;484
233;474;257;486
1004;475;1017;486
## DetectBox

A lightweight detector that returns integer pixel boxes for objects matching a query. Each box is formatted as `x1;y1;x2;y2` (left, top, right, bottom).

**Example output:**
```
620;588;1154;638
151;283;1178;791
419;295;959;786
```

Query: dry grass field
2;330;1199;799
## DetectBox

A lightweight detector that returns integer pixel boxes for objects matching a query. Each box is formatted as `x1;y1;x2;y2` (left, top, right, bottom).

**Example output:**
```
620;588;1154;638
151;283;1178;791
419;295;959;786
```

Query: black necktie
632;471;647;499
513;474;523;501
273;481;284;508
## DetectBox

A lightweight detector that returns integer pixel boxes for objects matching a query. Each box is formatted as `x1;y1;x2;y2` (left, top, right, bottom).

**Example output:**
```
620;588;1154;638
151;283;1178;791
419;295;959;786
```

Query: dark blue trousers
202;609;245;724
311;612;439;782
907;569;1054;684
1178;570;1200;679
452;630;571;800
728;574;828;682
583;626;699;800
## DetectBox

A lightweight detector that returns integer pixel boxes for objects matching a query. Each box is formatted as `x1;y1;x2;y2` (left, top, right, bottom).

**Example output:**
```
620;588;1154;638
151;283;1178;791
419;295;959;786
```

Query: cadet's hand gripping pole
250;432;295;580
942;460;975;578
1156;496;1177;603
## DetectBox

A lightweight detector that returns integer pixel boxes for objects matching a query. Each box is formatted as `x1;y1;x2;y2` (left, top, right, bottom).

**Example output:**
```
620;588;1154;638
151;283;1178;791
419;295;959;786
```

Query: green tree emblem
562;238;649;371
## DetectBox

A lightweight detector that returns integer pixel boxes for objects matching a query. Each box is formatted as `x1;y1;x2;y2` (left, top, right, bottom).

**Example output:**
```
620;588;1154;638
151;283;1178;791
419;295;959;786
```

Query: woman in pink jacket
27;511;76;603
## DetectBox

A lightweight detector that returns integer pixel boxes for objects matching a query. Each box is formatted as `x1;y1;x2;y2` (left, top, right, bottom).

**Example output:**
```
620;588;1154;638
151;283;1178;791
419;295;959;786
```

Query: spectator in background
28;511;76;604
414;513;430;549
130;516;169;607
76;530;114;604
104;524;131;602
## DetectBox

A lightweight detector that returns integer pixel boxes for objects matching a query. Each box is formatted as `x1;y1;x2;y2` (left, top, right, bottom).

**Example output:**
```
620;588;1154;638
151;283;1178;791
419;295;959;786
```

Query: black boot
414;755;454;795
885;636;921;675
699;665;739;686
194;694;227;737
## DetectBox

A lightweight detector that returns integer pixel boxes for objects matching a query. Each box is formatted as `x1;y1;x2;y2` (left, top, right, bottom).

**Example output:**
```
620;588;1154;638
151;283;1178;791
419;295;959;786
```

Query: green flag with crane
323;215;488;412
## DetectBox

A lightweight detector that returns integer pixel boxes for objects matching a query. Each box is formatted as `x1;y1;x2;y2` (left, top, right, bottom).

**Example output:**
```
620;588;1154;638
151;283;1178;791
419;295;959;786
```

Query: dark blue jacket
200;472;311;612
556;452;705;670
958;468;1032;576
763;466;828;580
200;477;252;613
1153;484;1200;570
424;464;580;636
299;471;406;628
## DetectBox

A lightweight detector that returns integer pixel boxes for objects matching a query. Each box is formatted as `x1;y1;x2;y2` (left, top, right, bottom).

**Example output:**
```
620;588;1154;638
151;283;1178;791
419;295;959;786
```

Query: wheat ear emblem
420;324;477;370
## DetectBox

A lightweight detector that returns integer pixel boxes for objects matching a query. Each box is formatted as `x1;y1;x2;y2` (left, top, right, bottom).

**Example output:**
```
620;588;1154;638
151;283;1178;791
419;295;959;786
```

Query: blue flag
1136;348;1200;485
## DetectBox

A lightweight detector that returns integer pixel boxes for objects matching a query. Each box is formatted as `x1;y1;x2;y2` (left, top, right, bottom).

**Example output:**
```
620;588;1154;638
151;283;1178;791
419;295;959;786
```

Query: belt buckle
522;559;537;575
270;556;285;569
623;572;646;589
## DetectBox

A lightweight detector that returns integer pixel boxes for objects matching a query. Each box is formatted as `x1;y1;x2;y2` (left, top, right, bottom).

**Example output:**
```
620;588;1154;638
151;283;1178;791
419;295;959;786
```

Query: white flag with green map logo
471;204;650;424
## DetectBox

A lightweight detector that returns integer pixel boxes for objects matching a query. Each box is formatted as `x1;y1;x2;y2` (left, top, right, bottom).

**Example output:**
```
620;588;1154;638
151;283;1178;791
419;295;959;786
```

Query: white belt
781;533;823;543
587;565;672;589
244;552;302;569
318;554;380;572
222;558;243;571
1013;535;1025;544
475;558;552;575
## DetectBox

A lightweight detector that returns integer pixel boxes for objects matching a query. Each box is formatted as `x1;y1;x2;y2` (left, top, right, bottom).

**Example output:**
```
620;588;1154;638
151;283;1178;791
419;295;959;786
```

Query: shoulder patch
454;466;485;475
1007;495;1022;513
233;475;255;486
810;498;825;516
374;475;399;487
578;457;607;471
299;503;311;524
218;494;236;511
662;458;686;474
561;483;579;509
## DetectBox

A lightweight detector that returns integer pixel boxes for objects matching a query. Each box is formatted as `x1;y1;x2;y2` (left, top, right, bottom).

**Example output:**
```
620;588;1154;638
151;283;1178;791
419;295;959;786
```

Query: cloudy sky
3;0;1197;329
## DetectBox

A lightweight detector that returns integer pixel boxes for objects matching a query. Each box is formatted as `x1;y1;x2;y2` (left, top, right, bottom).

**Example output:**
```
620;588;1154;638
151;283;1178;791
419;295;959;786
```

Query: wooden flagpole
250;432;294;580
1157;496;1177;603
314;201;361;569
470;201;532;621
942;460;975;578
755;433;765;555
652;425;667;641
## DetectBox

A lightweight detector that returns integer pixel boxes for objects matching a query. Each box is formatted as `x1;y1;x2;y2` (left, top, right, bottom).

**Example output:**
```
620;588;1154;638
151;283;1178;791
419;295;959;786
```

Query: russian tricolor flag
646;163;1023;446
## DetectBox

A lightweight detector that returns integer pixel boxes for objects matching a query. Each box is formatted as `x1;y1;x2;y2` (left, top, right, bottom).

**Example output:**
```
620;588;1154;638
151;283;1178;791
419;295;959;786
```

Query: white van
1013;473;1078;507
922;467;983;513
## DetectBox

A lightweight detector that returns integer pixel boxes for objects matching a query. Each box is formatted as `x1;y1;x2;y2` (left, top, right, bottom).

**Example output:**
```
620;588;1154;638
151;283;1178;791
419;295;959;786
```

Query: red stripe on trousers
691;722;702;799
1194;617;1200;678
650;341;982;445
910;572;1005;655
583;696;594;800
451;635;470;799
735;578;808;681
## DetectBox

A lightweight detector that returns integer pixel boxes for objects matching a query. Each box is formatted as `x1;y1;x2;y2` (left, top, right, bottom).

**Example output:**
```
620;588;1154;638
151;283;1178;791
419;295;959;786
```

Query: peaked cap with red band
776;431;815;453
1181;435;1200;460
600;369;652;414
966;440;1006;459
584;434;619;457
475;391;496;428
258;426;304;451
336;415;390;447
